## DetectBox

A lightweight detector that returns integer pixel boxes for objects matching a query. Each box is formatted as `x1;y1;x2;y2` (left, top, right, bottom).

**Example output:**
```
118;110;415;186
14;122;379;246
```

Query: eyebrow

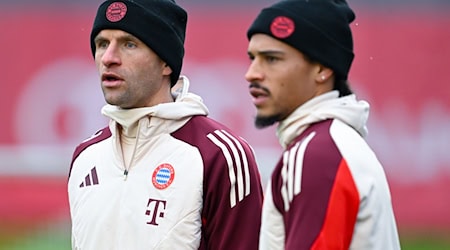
93;35;105;45
94;33;140;44
121;34;140;42
247;50;286;57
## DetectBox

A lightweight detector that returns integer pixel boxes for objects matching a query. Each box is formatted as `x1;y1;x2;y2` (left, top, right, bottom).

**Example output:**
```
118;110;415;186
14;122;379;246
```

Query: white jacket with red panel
259;91;401;250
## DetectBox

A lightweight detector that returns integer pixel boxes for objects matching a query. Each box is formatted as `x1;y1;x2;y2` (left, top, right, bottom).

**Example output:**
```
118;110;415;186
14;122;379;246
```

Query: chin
254;114;280;129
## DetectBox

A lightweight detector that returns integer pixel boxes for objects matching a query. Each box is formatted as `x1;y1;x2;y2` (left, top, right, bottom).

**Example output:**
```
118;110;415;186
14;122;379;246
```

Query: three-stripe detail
281;132;316;211
207;129;251;208
79;167;99;188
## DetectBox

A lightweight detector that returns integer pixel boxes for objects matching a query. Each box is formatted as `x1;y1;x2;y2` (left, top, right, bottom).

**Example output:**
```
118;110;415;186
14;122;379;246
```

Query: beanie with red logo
247;0;355;80
90;0;187;86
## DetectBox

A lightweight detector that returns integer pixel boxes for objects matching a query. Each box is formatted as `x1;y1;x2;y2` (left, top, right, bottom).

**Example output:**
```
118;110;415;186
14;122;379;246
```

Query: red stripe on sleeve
311;160;359;250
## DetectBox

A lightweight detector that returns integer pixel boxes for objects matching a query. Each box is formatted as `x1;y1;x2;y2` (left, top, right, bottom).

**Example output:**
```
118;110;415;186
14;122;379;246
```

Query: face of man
245;34;323;128
94;29;173;109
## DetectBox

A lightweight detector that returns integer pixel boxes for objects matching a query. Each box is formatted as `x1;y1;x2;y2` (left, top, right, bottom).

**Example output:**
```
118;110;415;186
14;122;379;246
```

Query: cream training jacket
68;76;263;250
259;91;401;250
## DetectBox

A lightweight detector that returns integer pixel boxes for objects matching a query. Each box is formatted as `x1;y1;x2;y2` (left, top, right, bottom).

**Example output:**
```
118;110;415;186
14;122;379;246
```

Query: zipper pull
123;169;129;181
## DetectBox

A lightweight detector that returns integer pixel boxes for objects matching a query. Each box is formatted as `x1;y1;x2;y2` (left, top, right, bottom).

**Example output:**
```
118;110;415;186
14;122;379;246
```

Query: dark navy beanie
90;0;187;86
247;0;355;80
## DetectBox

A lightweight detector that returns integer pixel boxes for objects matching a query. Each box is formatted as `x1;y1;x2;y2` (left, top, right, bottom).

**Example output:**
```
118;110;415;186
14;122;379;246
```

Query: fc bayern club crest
106;2;127;22
152;163;175;190
270;16;295;39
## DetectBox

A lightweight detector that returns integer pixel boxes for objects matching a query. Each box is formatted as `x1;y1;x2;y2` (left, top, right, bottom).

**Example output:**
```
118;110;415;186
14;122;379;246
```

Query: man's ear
163;63;173;77
315;65;334;83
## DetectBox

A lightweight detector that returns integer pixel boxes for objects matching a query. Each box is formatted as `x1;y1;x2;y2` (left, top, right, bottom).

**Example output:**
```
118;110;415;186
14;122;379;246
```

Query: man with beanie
245;0;401;249
68;0;263;249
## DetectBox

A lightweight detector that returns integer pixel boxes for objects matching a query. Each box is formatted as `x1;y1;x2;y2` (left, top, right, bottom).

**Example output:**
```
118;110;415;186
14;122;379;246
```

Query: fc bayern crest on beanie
90;0;187;86
247;0;355;80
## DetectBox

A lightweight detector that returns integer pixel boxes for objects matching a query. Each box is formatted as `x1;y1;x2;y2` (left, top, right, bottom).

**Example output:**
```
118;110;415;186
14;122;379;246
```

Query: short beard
254;114;282;129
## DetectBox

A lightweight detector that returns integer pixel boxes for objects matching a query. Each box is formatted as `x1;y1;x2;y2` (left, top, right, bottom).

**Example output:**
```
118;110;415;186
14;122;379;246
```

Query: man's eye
125;42;137;48
266;56;278;63
97;41;108;49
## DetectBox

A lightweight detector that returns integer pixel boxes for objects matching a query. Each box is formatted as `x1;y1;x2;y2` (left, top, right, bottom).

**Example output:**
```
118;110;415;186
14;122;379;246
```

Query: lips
101;72;124;87
249;86;269;106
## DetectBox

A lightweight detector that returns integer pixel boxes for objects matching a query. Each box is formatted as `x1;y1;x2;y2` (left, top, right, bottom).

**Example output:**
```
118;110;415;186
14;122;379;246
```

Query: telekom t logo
145;198;167;226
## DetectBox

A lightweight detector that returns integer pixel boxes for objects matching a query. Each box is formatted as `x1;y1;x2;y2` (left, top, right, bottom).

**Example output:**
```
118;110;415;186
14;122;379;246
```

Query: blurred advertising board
1;7;449;233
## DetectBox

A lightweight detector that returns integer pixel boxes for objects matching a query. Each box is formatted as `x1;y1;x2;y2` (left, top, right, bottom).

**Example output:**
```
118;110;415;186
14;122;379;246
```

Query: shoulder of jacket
68;126;111;177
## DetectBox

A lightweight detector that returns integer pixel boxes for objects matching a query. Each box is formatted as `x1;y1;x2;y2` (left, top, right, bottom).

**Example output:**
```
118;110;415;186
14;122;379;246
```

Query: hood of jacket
101;76;209;138
277;91;370;149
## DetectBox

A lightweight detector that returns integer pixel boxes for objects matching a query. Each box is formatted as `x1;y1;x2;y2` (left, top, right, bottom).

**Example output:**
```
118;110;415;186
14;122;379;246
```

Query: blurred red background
1;1;449;244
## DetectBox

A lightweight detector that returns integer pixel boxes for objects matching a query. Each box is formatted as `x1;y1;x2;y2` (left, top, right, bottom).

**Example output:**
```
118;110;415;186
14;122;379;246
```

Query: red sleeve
270;120;359;249
310;160;359;249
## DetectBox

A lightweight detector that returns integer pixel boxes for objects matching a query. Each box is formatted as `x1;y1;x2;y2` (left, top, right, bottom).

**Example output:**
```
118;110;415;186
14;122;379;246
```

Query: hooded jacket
68;77;263;250
259;91;400;250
